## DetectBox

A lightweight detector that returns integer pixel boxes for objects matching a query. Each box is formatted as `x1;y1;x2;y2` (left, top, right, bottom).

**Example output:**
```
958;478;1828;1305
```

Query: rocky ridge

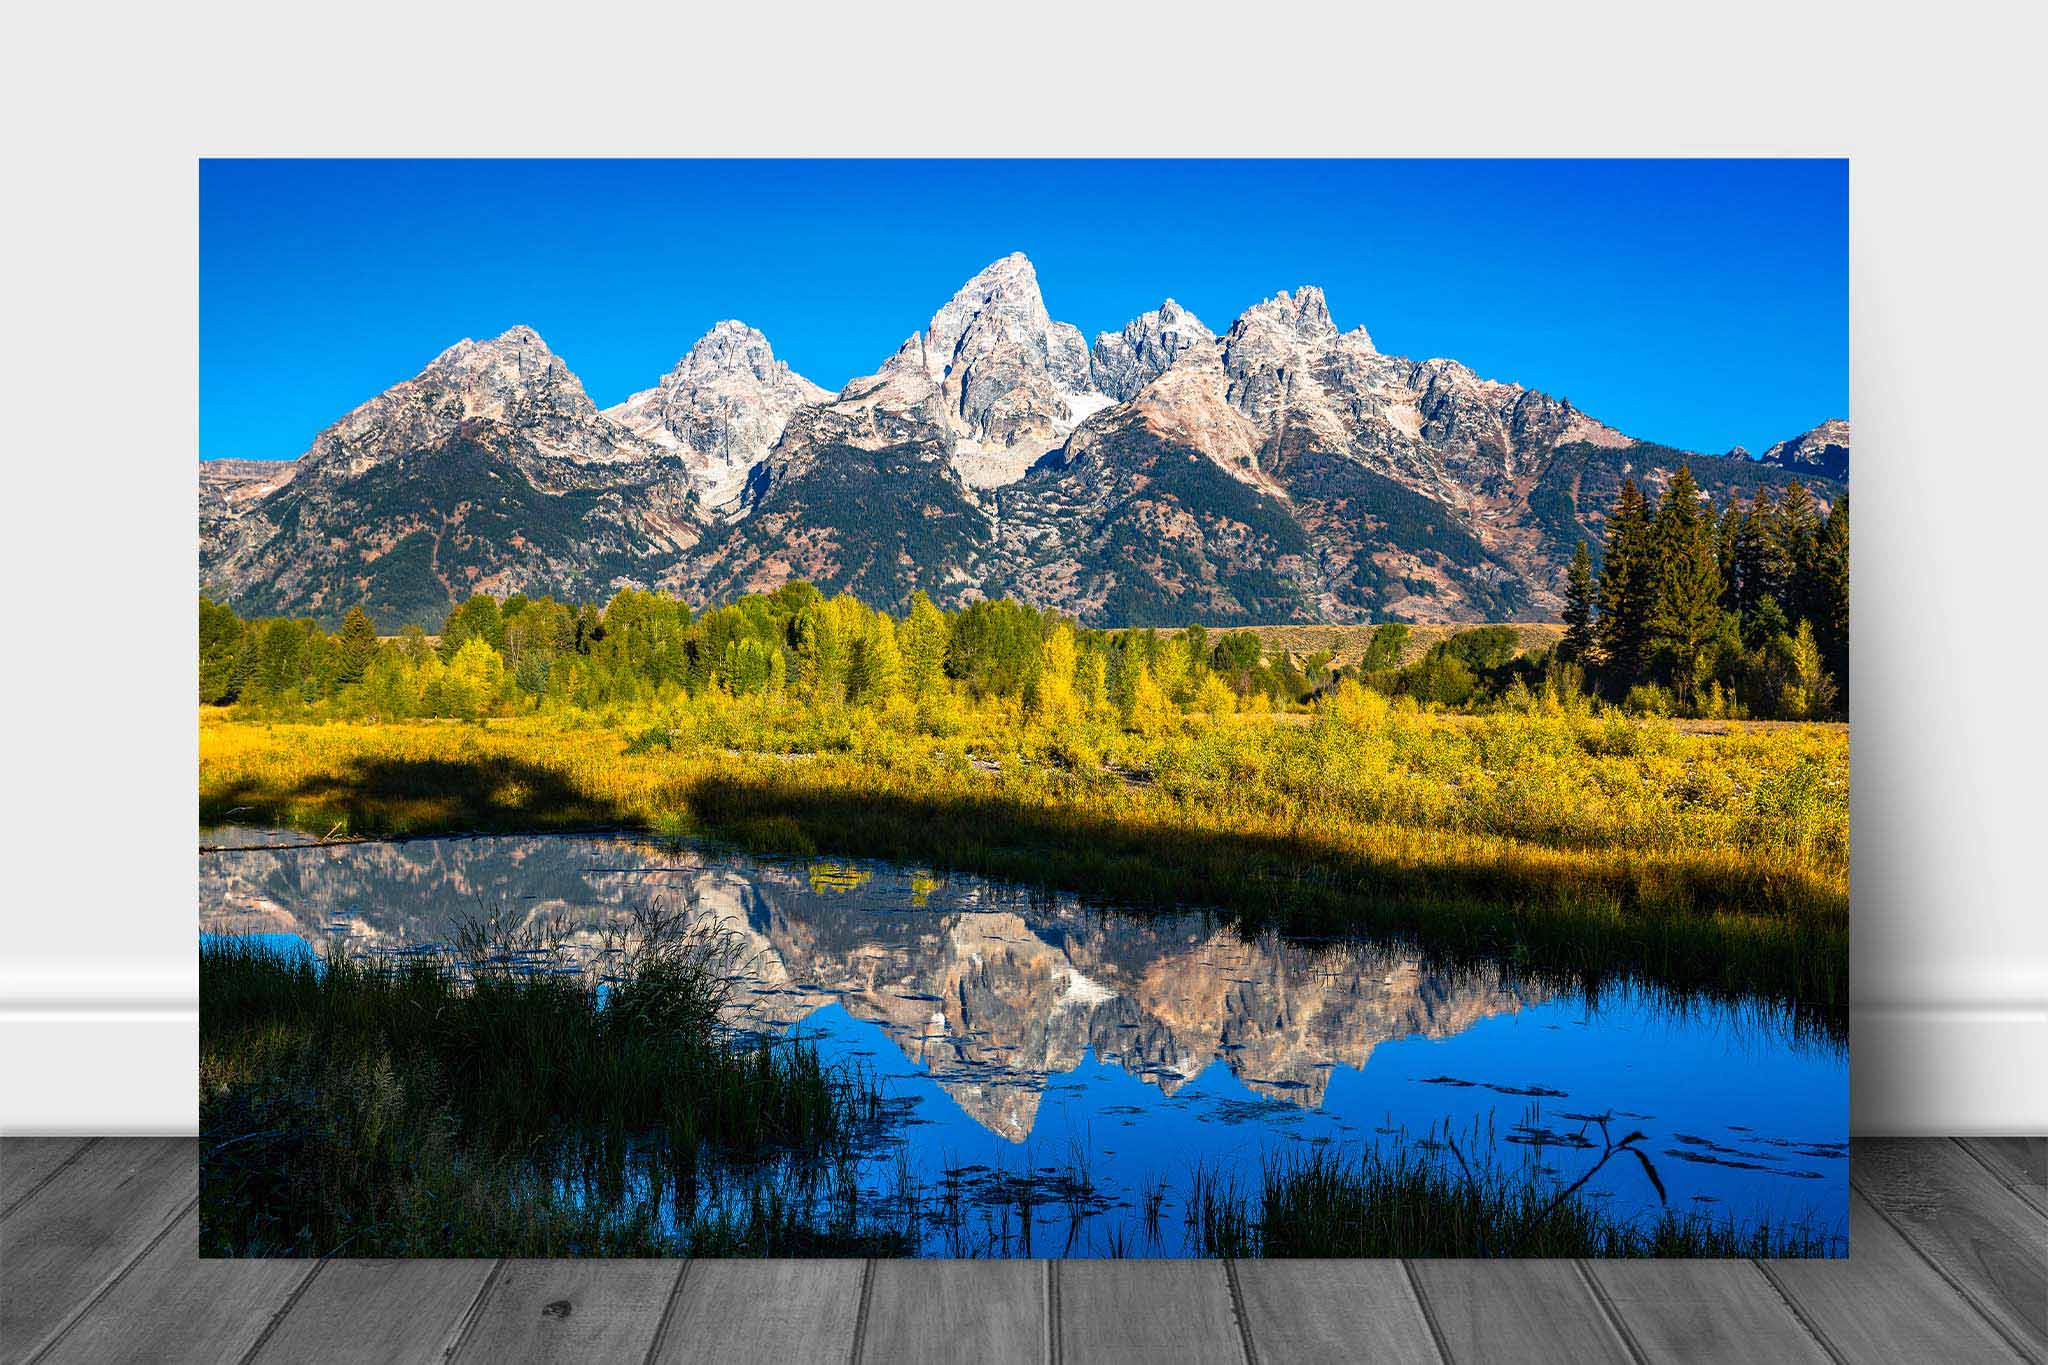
200;253;1848;627
1759;418;1851;481
603;321;831;512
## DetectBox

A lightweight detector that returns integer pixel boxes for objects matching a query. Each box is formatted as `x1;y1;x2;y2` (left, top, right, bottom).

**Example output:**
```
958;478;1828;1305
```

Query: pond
199;829;1847;1257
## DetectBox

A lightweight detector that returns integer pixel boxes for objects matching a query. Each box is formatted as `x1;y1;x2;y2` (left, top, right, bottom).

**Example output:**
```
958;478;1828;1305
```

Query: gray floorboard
0;1136;193;1365
1766;1186;2032;1363
648;1259;865;1363
1854;1136;2048;1358
1405;1260;1634;1363
246;1258;498;1364
0;1138;94;1219
1056;1260;1246;1365
1232;1259;1442;1362
1958;1136;2048;1215
34;1206;313;1365
450;1258;683;1362
857;1259;1045;1364
6;1137;2046;1362
1583;1259;1831;1363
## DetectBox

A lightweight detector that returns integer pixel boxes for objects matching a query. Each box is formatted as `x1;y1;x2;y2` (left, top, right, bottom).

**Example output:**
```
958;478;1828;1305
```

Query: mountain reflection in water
199;830;1848;1252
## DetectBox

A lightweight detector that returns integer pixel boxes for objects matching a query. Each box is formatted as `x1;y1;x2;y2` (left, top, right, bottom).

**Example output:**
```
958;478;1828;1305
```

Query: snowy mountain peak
828;253;1106;488
605;323;829;510
1090;299;1219;401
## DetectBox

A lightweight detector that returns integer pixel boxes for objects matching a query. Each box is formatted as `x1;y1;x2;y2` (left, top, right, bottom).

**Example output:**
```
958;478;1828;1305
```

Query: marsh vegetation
199;913;892;1257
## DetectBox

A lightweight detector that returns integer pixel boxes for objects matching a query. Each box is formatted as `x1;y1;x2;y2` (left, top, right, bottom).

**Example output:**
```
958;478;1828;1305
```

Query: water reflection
199;830;1848;1254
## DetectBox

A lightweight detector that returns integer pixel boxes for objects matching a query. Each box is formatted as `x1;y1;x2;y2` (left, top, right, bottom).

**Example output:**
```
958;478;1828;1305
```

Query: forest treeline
198;469;1845;724
1560;470;1847;719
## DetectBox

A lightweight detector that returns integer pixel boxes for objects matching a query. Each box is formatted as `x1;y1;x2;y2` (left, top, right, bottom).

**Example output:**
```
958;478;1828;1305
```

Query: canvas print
197;159;1849;1259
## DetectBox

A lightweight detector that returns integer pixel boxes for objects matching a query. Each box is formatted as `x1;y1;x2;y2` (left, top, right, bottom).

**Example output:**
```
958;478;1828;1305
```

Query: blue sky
201;159;1846;460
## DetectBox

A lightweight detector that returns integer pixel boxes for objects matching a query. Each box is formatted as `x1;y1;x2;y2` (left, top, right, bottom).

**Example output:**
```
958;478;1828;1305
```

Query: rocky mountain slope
201;326;708;627
200;254;1848;628
603;321;830;511
1759;417;1851;481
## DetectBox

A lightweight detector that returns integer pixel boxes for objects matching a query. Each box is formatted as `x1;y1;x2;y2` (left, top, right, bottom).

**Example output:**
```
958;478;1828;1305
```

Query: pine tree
1735;486;1785;617
1814;492;1850;705
1594;479;1653;691
336;606;379;687
1559;542;1596;663
1646;467;1725;707
199;597;247;703
1776;480;1821;624
1716;502;1745;614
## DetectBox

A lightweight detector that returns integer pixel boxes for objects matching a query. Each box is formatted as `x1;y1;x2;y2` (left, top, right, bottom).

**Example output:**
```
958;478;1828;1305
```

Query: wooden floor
2;1138;2041;1363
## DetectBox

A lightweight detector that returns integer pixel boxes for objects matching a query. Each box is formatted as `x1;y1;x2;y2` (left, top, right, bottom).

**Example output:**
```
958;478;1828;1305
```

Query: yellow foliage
1031;625;1084;729
1126;665;1179;738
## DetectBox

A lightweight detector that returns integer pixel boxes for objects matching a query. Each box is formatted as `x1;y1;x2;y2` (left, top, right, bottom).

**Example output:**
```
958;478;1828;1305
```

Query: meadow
199;678;1849;1033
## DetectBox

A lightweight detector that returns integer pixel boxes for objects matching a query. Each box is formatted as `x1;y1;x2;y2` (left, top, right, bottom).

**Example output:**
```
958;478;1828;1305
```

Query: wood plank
1854;1136;2047;1357
1583;1259;1829;1364
1405;1261;1631;1364
1766;1186;2027;1363
37;1206;314;1365
651;1260;864;1364
452;1259;683;1363
0;1136;194;1365
1233;1260;1441;1363
1958;1137;2048;1215
1056;1260;1245;1365
250;1258;497;1364
0;1137;94;1217
858;1259;1044;1365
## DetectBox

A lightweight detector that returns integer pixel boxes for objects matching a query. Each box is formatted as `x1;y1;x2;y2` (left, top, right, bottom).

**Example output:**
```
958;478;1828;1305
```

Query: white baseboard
1850;1000;2048;1135
4;994;2041;1136
0;1007;198;1134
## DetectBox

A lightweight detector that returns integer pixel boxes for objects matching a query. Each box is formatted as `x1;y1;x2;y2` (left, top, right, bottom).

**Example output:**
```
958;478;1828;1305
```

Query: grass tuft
199;915;884;1257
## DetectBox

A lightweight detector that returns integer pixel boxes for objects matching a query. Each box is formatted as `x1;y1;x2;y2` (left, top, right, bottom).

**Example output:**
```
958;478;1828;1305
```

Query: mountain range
199;252;1847;629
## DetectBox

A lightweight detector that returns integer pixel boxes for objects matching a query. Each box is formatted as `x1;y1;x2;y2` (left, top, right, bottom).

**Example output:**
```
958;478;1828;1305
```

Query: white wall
2;3;2042;1134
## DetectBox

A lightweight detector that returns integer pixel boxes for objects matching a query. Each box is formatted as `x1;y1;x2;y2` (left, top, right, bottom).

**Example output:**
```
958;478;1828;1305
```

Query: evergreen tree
1814;492;1850;704
335;606;379;687
1559;542;1596;664
1594;479;1653;692
1716;502;1745;614
1735;486;1786;617
572;604;605;655
199;597;247;703
1646;467;1725;706
1776;480;1821;623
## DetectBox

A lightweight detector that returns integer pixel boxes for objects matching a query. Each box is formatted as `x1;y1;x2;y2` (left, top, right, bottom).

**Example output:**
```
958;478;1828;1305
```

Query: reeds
1191;1130;1840;1259
199;917;884;1257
